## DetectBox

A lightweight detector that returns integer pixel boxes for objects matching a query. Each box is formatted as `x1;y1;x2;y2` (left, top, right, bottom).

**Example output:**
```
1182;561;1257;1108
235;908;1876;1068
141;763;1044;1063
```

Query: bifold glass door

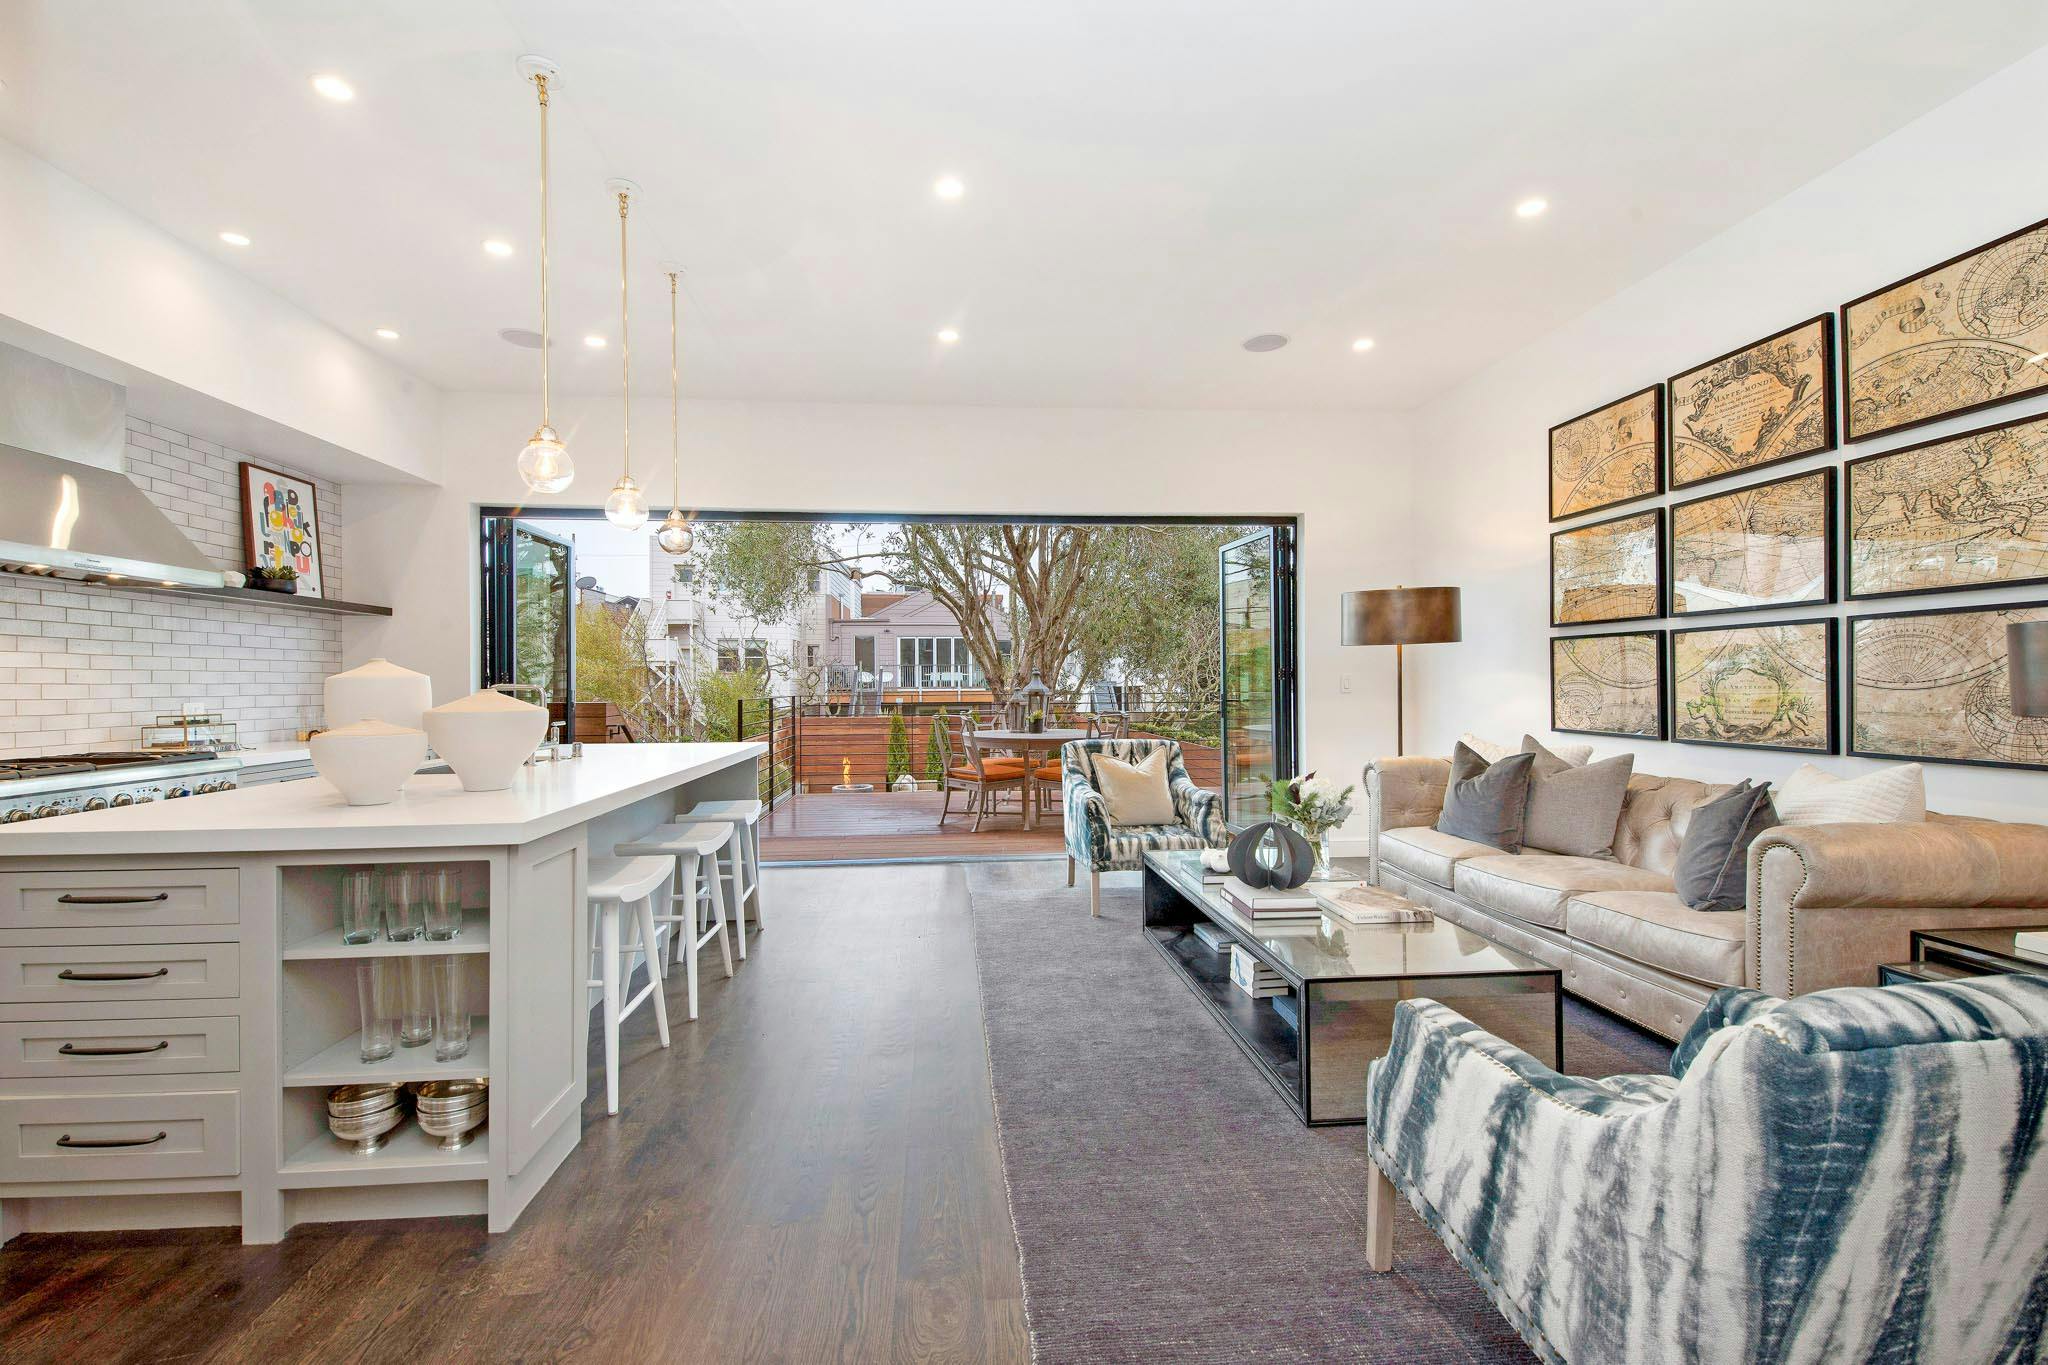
1219;526;1297;825
481;518;576;707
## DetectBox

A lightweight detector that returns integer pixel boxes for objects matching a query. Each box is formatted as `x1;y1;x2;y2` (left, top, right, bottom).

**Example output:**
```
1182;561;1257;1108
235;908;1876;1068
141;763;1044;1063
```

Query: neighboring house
824;586;1012;707
644;542;856;703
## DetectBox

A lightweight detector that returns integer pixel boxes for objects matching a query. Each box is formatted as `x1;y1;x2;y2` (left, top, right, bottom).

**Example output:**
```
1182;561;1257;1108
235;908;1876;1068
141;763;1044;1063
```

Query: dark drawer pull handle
59;1040;170;1056
56;892;169;906
57;967;170;982
55;1131;168;1149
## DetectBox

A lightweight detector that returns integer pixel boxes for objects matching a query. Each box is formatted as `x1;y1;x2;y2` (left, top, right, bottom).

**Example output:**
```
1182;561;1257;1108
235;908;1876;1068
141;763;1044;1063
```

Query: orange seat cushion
950;763;1025;782
1034;763;1063;780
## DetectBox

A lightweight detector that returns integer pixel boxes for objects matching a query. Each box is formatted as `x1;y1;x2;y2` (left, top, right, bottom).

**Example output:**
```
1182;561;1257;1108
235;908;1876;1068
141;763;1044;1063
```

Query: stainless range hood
0;343;226;590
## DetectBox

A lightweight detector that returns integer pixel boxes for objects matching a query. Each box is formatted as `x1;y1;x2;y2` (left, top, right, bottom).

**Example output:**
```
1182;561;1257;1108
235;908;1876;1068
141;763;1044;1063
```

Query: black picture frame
1550;629;1667;740
1548;383;1665;523
1844;408;2048;602
1667;466;1836;618
1840;214;2048;443
1846;599;2048;772
1550;507;1666;628
1666;313;1836;491
1667;617;1838;755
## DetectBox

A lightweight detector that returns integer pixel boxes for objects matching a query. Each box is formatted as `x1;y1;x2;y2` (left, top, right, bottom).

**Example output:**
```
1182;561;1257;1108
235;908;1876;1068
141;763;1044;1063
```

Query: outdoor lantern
1014;670;1054;730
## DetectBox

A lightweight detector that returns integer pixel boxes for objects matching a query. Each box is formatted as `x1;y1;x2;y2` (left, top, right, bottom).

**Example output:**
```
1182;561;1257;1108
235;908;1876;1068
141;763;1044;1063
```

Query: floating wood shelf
149;582;394;616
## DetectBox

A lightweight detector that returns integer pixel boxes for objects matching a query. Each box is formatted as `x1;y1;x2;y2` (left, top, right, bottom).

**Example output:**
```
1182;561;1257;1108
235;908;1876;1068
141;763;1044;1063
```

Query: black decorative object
1226;820;1313;890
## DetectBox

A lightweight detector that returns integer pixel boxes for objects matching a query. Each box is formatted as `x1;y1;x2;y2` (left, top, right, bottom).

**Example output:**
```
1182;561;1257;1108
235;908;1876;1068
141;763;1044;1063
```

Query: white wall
346;393;1416;844
0;137;438;485
1407;45;2048;821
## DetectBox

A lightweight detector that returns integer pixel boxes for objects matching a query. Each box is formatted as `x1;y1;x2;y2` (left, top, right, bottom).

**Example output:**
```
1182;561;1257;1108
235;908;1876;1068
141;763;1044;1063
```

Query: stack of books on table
1312;882;1436;926
1190;920;1234;954
1229;944;1289;999
1219;877;1322;924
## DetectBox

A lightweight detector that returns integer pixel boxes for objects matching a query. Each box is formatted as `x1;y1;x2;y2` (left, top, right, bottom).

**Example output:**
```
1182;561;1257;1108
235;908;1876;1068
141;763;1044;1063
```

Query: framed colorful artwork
240;461;326;598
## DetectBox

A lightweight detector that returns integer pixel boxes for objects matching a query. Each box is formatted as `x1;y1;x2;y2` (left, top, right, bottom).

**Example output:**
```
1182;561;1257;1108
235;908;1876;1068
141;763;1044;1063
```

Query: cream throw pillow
1459;732;1593;767
1774;762;1926;825
1092;749;1176;826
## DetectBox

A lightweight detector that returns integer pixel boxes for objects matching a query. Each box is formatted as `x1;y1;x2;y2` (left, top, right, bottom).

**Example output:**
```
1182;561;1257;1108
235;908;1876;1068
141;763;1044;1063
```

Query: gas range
0;750;242;823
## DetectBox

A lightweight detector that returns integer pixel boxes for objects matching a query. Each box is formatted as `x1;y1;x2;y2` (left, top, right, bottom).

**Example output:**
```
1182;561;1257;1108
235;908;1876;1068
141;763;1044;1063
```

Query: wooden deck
759;790;1067;862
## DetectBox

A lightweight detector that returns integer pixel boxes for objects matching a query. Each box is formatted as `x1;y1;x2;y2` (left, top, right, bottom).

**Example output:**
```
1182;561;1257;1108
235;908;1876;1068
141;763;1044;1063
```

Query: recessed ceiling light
373;327;400;341
1351;337;1376;353
1515;197;1549;219
218;230;251;247
936;328;960;344
583;334;607;349
482;238;515;258
311;74;355;102
1242;333;1288;353
933;175;965;201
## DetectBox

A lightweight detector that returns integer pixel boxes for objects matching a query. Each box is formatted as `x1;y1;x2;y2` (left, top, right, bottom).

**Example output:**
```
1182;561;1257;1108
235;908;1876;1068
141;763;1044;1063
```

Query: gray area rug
966;863;1672;1364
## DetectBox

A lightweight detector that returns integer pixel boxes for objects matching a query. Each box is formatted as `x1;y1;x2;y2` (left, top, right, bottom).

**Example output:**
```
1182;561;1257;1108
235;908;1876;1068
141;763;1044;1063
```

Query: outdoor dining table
975;728;1089;829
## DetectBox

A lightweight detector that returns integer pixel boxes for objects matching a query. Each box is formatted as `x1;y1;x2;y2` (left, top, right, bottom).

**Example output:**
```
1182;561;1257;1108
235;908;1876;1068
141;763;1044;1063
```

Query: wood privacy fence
738;703;1221;798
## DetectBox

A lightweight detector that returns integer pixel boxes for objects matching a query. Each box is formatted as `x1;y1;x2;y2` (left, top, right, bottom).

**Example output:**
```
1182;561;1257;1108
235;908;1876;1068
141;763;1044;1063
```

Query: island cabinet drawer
0;943;239;1005
0;1016;239;1079
0;1089;238;1183
0;868;239;932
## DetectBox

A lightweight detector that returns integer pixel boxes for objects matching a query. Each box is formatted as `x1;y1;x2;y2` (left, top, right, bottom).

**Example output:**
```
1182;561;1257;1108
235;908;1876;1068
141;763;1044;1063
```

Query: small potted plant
247;564;299;595
1270;772;1356;881
1026;709;1045;734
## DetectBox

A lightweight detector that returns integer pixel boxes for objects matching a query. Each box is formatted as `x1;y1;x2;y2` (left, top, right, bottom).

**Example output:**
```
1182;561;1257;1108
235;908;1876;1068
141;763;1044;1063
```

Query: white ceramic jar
309;720;428;806
324;658;433;730
422;690;549;792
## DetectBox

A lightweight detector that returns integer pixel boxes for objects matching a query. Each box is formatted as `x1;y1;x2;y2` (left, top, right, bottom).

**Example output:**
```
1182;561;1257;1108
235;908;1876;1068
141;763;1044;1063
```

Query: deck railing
735;696;799;807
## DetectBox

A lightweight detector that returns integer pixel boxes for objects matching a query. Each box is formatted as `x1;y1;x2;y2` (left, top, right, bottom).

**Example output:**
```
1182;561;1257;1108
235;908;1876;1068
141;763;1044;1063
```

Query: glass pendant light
656;268;693;555
516;57;573;495
603;181;648;530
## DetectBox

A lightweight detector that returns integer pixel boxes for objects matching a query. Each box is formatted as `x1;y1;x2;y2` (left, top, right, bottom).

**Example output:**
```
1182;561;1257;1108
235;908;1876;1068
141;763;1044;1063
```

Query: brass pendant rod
618;190;631;478
668;270;681;506
535;74;552;427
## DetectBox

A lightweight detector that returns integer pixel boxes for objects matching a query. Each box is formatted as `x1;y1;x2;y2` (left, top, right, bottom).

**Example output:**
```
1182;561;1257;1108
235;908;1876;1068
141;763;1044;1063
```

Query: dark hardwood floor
0;865;1031;1364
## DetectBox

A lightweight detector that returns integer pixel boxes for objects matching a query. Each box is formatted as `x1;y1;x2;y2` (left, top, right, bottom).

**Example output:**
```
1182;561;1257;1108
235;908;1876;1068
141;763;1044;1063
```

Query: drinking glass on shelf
399;955;434;1048
432;955;471;1062
381;868;424;941
339;868;379;945
356;959;399;1063
421;867;463;941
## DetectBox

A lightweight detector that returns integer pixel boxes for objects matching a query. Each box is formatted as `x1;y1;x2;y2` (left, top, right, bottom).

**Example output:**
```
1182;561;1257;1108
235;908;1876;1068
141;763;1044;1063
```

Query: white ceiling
4;1;2046;411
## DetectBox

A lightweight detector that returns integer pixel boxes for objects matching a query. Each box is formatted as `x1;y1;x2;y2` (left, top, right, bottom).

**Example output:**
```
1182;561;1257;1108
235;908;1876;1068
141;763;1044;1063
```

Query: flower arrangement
1270;771;1355;878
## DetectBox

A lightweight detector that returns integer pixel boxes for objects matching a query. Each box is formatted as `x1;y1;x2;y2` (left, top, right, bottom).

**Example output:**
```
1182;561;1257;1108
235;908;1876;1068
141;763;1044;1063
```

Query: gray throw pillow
1434;742;1536;853
1518;735;1634;860
1673;780;1779;912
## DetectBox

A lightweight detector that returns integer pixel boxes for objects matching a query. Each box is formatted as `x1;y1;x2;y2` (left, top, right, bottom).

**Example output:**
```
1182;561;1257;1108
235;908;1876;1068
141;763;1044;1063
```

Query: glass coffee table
1142;849;1561;1125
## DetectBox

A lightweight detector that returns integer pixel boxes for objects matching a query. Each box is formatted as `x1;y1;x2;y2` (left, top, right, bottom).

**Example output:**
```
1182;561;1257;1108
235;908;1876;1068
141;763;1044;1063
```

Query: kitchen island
0;742;763;1246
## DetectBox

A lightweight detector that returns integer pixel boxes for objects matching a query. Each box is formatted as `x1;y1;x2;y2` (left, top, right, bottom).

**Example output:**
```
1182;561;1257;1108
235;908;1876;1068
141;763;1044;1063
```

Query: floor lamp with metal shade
1342;586;1461;757
2010;621;2048;717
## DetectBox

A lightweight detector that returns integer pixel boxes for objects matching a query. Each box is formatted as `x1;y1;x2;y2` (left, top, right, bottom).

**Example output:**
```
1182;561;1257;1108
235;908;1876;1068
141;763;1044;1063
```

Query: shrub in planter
885;710;911;787
925;715;950;784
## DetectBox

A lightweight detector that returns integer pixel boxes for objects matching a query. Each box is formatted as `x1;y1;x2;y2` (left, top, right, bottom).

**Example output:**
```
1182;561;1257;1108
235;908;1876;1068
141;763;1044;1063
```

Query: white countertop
231;742;313;769
0;743;765;856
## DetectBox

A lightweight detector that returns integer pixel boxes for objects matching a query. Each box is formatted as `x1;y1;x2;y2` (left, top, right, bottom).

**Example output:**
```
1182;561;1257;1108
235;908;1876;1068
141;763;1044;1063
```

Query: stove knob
197;782;219;794
82;797;109;812
134;793;156;803
34;805;61;819
2;809;28;823
112;793;135;807
165;786;190;799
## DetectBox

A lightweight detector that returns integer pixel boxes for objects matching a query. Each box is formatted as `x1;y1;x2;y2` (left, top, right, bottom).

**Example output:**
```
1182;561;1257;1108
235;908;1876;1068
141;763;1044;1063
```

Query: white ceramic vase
309;720;427;806
324;658;433;730
423;690;549;792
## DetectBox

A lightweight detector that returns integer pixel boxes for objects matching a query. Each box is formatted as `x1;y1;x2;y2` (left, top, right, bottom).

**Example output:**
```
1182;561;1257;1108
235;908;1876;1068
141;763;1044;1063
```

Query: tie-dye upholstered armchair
1062;739;1228;917
1365;975;2048;1364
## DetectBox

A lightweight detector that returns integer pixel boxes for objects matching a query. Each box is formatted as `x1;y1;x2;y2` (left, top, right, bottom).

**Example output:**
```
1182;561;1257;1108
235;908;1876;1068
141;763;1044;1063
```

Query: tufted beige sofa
1364;755;2048;1041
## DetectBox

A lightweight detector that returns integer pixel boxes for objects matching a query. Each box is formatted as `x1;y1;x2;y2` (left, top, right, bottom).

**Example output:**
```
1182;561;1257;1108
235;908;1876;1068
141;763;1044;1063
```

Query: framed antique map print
1669;619;1835;754
1552;631;1665;740
1841;215;2048;442
1551;508;1664;627
1848;601;2048;771
1668;467;1834;617
1549;384;1663;521
1846;410;2048;601
1667;315;1835;490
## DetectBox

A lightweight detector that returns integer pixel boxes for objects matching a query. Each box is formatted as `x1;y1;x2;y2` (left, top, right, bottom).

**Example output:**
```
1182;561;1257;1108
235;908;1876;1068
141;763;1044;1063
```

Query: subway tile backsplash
0;416;345;755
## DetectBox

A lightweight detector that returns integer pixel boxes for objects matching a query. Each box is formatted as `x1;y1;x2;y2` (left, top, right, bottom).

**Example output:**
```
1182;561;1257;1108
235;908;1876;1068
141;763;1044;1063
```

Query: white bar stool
679;798;766;958
614;821;735;1021
586;854;673;1116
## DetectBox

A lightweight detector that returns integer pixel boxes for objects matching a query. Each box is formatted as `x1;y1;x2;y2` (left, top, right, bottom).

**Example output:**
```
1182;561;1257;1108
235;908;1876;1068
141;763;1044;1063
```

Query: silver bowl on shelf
411;1079;487;1151
327;1082;405;1155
